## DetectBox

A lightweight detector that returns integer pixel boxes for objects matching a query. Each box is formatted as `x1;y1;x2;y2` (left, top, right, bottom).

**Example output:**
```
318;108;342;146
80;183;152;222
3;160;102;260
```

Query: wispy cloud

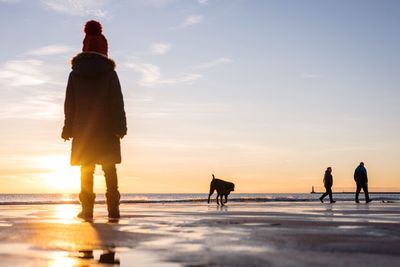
0;50;66;120
193;57;233;69
143;0;177;7
125;56;232;86
182;14;204;27
0;59;50;87
40;0;108;17
148;43;171;55
0;94;62;120
25;45;73;56
171;14;204;29
131;42;172;56
125;62;201;87
198;0;209;5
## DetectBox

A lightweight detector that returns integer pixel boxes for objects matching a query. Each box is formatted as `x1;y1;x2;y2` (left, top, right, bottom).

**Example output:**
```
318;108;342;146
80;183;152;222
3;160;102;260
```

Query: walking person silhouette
319;167;336;203
62;20;127;219
354;162;371;204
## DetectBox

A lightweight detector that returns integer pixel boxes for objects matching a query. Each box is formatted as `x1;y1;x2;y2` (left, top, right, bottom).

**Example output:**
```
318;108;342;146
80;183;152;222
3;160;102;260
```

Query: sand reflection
49;251;79;267
53;204;79;224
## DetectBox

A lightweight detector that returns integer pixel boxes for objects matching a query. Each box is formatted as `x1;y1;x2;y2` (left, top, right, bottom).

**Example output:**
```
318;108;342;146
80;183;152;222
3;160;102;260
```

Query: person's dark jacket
354;165;368;185
323;172;333;188
62;52;127;166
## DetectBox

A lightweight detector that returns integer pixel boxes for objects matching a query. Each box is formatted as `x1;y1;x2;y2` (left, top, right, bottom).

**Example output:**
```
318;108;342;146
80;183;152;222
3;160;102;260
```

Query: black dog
207;174;235;205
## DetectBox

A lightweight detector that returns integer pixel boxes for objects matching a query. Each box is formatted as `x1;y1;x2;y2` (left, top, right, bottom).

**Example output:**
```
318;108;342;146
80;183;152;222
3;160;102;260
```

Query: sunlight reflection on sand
53;204;79;224
49;251;78;267
0;202;399;266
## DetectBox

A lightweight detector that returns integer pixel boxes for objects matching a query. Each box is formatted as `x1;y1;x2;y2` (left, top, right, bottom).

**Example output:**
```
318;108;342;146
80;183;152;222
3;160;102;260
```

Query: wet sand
0;201;399;266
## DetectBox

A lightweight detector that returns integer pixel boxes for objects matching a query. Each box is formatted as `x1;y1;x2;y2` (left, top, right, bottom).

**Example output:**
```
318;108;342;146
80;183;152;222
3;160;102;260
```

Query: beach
0;201;399;266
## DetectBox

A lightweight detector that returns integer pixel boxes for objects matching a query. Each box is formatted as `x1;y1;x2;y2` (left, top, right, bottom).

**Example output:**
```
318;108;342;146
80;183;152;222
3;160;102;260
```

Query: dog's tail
212;174;215;180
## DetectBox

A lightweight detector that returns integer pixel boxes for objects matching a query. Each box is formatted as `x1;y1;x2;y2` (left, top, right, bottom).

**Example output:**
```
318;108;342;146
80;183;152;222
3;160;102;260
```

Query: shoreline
0;192;399;206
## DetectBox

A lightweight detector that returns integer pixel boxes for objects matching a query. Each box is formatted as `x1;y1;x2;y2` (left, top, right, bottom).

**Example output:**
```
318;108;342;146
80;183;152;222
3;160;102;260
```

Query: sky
0;0;399;194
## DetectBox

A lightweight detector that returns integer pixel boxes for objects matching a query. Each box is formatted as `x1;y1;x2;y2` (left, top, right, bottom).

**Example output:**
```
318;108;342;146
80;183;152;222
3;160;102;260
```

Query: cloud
125;56;232;86
130;42;172;56
148;43;171;55
25;45;73;56
171;14;204;29
40;0;108;17
143;0;177;7
0;52;66;120
182;14;204;27
125;62;202;87
0;59;50;87
192;57;233;69
0;94;62;120
198;0;209;4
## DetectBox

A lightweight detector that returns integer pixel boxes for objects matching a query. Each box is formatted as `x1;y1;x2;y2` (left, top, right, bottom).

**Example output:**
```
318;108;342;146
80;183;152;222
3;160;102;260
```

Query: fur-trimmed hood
71;52;116;77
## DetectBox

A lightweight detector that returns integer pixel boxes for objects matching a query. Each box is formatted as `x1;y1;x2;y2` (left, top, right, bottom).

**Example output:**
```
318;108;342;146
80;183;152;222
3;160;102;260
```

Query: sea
0;193;399;205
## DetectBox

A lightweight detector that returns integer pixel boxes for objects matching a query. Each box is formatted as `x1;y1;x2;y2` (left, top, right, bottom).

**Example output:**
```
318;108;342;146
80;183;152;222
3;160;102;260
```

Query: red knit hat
82;20;108;57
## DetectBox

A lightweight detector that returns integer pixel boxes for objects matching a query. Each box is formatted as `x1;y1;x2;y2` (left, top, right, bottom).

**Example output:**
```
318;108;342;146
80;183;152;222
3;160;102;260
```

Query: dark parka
323;171;333;188
354;165;368;185
62;53;127;166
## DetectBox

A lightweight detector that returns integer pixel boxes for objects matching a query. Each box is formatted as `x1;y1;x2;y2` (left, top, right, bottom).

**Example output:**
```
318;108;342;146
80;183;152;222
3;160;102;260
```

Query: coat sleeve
110;71;127;136
62;73;75;139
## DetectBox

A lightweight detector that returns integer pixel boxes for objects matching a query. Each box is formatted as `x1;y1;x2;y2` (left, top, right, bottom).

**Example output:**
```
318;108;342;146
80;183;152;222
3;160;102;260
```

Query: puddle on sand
142;238;203;253
243;223;267;226
215;244;273;253
141;238;177;248
0;243;182;267
120;223;206;241
338;225;365;229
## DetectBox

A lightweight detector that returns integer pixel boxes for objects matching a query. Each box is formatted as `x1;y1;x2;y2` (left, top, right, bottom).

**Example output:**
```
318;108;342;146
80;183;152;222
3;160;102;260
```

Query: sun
37;155;80;192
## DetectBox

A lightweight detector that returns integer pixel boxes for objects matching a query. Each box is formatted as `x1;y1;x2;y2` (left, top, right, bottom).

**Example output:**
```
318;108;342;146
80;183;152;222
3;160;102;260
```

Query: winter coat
323;172;333;188
62;52;127;166
354;165;368;185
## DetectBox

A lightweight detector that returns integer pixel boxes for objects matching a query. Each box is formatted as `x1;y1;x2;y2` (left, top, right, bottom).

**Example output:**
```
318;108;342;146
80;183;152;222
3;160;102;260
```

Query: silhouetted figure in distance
354;162;371;203
62;20;127;219
207;174;235;206
319;167;336;203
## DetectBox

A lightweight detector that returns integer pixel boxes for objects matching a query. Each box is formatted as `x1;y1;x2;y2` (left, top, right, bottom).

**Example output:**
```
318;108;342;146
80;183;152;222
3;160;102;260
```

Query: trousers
355;183;370;202
320;187;333;202
80;164;120;201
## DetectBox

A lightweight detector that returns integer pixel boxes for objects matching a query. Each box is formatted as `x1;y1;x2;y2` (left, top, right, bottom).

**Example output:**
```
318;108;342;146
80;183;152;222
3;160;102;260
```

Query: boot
106;191;120;219
78;192;95;219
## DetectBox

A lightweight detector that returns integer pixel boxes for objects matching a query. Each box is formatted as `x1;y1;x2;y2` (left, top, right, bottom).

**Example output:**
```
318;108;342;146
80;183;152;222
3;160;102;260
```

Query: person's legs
319;190;329;203
355;184;362;203
102;164;120;218
363;183;371;203
79;164;96;219
327;188;335;203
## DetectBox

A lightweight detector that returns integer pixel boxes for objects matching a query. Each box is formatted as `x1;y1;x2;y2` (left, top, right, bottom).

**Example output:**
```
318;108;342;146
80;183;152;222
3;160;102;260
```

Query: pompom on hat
82;20;108;57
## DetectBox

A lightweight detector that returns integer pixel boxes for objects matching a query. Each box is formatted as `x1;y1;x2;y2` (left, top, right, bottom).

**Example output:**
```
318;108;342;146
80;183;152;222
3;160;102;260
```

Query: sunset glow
38;155;80;192
0;1;399;194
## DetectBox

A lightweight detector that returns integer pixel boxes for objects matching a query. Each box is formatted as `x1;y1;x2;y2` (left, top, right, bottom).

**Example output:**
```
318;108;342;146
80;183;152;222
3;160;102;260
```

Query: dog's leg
220;194;224;206
216;194;220;205
224;194;228;204
208;187;215;204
